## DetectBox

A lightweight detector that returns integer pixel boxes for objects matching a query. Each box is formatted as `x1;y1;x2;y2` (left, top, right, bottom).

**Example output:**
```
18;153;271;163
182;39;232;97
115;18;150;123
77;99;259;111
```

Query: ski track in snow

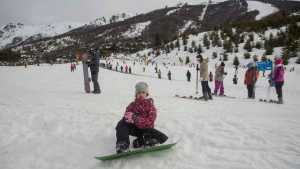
247;1;279;20
0;62;300;169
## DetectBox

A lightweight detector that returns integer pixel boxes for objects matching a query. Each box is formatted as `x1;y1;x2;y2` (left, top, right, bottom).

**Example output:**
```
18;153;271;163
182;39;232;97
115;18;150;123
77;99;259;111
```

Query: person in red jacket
115;82;168;153
244;62;258;99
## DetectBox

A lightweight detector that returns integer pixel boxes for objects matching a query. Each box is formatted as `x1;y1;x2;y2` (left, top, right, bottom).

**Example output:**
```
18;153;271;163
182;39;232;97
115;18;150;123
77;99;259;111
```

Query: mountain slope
1;0;300;63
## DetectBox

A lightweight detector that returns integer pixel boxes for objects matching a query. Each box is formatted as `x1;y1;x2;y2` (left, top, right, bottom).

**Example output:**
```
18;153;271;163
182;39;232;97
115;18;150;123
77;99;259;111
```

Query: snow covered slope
0;22;84;49
247;0;279;20
0;61;300;169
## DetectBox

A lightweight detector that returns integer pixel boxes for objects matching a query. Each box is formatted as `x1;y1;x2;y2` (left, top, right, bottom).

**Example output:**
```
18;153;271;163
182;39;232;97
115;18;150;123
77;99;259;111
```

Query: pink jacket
274;66;284;82
124;98;157;129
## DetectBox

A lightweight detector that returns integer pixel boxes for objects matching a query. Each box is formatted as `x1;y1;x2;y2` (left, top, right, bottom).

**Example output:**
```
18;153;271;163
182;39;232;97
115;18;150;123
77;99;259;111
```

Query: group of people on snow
195;54;285;104
244;56;285;103
77;48;286;154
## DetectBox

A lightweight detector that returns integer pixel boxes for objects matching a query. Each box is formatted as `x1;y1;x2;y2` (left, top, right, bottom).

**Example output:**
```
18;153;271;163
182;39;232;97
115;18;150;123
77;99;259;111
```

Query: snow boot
132;138;145;149
203;92;209;101
116;142;129;154
143;134;159;147
277;97;284;104
208;92;213;100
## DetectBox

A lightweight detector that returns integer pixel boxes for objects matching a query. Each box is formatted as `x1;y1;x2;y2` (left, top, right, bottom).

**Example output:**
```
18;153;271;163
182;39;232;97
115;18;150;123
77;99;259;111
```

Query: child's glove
124;112;138;124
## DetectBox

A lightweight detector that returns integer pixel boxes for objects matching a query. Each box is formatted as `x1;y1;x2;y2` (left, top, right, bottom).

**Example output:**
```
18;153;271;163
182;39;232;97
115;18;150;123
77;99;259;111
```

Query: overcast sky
0;0;206;26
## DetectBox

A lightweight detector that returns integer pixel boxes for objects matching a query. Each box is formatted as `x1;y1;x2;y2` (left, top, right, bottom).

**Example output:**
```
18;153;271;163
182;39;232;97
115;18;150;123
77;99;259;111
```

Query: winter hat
275;58;283;65
135;82;149;94
247;62;256;68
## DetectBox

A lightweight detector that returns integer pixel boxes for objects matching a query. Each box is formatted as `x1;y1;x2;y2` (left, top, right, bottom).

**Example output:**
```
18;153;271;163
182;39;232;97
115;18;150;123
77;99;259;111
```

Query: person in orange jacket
244;62;258;99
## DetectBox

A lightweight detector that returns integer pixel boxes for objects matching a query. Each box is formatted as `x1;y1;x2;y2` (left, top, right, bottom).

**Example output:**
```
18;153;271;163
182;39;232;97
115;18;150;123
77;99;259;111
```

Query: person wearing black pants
201;81;212;100
88;49;101;94
247;84;255;98
275;81;284;100
116;119;168;149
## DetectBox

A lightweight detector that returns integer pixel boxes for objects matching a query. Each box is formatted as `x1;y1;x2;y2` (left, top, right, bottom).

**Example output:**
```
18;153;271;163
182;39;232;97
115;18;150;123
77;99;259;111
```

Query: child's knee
115;119;126;130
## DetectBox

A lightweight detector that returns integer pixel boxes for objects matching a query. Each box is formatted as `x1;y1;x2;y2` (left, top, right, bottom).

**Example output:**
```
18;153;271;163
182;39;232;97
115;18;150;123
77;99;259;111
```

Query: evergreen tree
176;38;180;51
255;42;262;49
244;52;251;59
233;56;240;66
249;33;254;42
264;43;274;55
185;56;190;64
223;53;228;61
203;33;211;49
191;40;196;49
212;52;218;59
296;41;300;64
184;46;188;51
223;39;233;53
244;39;252;52
170;42;175;50
182;34;188;46
197;44;203;54
154;33;161;48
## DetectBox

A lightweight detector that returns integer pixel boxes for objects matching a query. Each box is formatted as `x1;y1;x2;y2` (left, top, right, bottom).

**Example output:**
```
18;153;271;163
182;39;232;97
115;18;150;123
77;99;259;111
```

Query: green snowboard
95;142;177;161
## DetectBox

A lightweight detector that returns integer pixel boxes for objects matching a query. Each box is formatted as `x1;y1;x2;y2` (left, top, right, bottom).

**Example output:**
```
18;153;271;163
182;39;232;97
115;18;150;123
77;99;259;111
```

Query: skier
244;62;258;99
120;66;123;72
88;49;101;94
125;65;128;73
158;69;162;79
209;71;213;82
129;66;132;74
70;63;74;72
24;59;28;68
186;70;191;82
167;70;172;80
214;62;227;96
199;57;213;100
272;57;285;104
115;82;168;153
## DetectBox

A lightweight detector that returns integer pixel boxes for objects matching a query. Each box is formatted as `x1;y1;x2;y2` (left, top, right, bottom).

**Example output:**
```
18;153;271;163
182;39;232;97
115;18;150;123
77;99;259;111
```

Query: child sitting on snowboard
115;82;168;153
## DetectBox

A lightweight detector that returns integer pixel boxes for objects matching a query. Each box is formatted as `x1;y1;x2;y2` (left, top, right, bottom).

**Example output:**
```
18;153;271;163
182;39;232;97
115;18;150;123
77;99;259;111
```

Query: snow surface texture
179;21;194;34
1;59;300;169
123;21;151;38
0;22;84;48
247;1;279;20
166;8;180;15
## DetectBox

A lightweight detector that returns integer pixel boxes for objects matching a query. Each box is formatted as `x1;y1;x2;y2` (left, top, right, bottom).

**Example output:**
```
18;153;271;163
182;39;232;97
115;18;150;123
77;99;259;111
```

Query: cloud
0;0;208;25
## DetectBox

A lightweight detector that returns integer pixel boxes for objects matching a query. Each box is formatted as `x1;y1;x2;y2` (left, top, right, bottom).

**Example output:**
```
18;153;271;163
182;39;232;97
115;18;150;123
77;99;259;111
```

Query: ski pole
196;64;199;94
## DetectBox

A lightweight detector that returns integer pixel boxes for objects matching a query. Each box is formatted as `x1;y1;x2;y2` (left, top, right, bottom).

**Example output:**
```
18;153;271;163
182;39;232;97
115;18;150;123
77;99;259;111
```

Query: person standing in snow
272;57;285;104
125;65;128;73
214;62;227;96
158;69;162;79
167;70;172;80
186;70;191;82
115;82;168;153
199;56;213;100
129;66;132;74
87;49;101;94
244;62;258;99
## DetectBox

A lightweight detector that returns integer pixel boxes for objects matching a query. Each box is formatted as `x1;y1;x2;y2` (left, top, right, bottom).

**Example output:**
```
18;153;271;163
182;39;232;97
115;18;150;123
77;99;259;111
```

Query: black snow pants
247;84;255;98
275;81;284;98
115;119;168;147
91;70;100;92
201;81;212;98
